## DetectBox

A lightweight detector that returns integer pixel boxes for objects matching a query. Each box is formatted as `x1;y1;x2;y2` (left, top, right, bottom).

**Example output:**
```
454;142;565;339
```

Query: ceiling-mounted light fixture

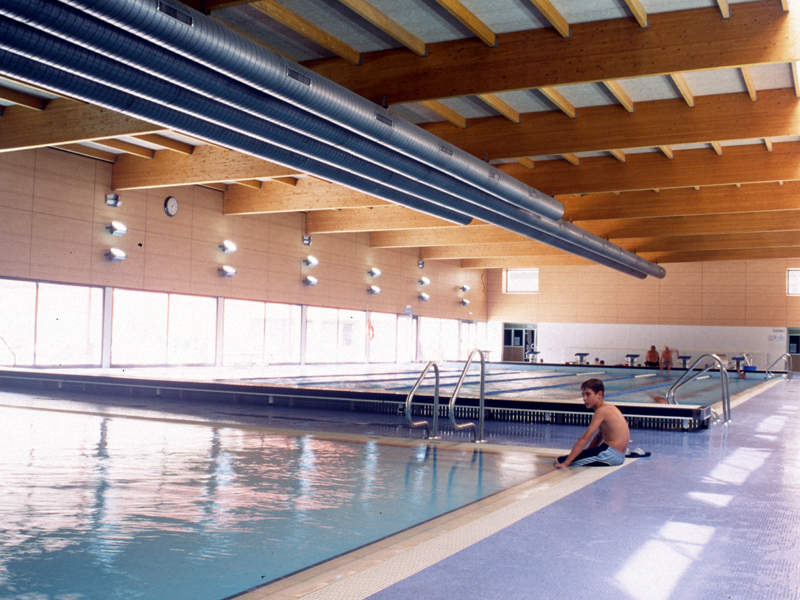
105;193;121;207
304;275;318;286
219;240;237;253
302;235;312;246
460;284;470;292
418;260;425;269
303;255;318;267
368;285;381;295
368;267;381;277
418;292;430;301
105;248;126;262
419;276;431;286
460;299;471;306
107;221;127;236
218;265;236;277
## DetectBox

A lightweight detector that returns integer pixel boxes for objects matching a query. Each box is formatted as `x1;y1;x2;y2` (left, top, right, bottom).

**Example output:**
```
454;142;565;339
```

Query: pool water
0;405;544;600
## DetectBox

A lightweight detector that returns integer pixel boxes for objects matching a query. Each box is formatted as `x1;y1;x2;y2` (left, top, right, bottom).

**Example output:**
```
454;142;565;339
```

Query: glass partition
167;294;217;365
0;279;36;366
368;312;397;363
111;289;169;365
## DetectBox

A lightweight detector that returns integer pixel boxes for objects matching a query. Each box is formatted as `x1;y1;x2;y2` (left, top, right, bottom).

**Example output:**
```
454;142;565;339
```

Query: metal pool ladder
766;353;793;380
405;361;441;439
448;348;487;443
666;353;731;423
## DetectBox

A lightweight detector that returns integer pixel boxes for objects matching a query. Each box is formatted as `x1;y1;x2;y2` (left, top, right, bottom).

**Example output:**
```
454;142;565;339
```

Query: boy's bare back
594;403;629;454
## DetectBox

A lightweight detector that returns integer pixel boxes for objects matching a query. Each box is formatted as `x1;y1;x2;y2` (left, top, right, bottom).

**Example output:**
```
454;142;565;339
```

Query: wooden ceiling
2;0;800;274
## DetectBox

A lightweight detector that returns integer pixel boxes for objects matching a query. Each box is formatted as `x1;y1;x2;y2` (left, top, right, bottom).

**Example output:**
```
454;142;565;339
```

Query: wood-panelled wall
0;148;485;318
487;260;800;327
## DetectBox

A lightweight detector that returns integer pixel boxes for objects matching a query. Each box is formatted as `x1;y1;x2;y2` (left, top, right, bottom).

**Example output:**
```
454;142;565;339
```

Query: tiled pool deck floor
3;375;798;600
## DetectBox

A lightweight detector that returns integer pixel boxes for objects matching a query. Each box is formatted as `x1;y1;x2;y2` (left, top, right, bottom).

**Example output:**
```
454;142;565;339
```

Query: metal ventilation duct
0;0;667;279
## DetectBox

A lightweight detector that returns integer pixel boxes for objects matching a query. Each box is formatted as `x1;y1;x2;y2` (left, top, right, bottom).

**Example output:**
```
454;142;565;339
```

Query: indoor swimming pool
0;402;549;600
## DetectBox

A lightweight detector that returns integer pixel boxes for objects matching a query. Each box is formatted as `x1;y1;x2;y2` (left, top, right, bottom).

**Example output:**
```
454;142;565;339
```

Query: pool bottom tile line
237;461;628;600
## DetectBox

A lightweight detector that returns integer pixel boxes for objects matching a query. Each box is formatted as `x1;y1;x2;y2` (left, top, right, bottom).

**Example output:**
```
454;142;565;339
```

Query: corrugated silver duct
0;0;565;229
59;0;566;223
0;0;666;279
0;11;661;278
0;44;473;226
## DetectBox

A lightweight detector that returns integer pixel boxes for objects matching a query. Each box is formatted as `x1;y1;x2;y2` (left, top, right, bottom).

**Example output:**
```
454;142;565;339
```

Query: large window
396;315;416;364
223;299;267;366
419;317;460;362
167;294;217;365
0;279;36;366
306;307;366;363
368;312;397;363
112;290;169;365
36;283;103;366
505;268;539;293
265;303;301;364
788;269;800;295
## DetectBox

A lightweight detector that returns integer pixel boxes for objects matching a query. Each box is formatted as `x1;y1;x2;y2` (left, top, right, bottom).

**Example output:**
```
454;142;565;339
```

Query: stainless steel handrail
766;353;793;381
448;348;486;443
666;353;731;423
404;361;441;439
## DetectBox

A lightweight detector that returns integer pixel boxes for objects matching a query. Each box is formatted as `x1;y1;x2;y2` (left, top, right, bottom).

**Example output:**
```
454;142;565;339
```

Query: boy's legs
556;443;625;467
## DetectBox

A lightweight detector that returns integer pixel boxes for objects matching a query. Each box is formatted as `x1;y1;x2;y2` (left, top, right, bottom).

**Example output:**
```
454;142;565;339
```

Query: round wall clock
164;196;179;217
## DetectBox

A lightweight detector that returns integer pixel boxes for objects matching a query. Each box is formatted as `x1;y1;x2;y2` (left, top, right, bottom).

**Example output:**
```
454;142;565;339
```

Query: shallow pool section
0;405;546;600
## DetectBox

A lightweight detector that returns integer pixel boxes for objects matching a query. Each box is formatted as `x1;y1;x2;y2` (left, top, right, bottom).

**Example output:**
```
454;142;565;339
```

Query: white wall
536;323;787;369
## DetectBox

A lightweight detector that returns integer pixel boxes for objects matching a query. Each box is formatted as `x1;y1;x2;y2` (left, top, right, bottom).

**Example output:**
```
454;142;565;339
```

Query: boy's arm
554;410;605;469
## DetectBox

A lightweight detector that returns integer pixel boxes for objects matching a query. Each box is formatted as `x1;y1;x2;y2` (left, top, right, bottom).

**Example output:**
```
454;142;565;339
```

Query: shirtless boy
554;379;630;468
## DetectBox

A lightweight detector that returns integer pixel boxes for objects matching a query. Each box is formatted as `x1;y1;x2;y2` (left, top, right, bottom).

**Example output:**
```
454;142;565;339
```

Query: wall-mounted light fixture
218;265;236;277
219;240;237;253
460;284;470;292
302;235;312;246
368;267;381;278
304;275;318;286
419;276;431;286
418;292;430;301
106;221;128;236
460;299;471;306
106;248;127;262
303;255;319;267
105;193;121;207
418;260;424;269
368;285;381;295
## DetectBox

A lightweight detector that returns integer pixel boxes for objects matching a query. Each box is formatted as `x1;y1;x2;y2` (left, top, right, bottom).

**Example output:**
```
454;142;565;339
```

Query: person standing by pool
554;378;630;468
645;345;660;368
660;345;678;375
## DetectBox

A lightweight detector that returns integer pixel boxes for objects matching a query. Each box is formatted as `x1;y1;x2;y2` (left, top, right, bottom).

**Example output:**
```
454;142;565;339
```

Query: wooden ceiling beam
576;210;800;240
422;230;800;260
670;73;696;107
421;89;800;161
603;80;635;112
0;87;47;111
134;134;195;155
432;0;496;47
499;142;800;195
223;178;389;215
419;100;467;128
527;0;570;37
558;182;800;221
250;0;361;65
623;0;649;28
0;99;162;152
305;2;800;105
112;144;302;190
336;0;427;57
371;225;525;248
306;206;460;233
477;94;520;123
